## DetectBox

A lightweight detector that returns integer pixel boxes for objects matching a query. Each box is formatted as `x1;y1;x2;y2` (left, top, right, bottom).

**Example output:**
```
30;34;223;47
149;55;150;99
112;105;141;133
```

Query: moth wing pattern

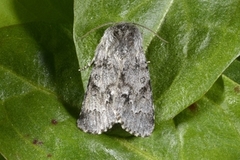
119;49;154;137
77;23;154;137
77;47;118;134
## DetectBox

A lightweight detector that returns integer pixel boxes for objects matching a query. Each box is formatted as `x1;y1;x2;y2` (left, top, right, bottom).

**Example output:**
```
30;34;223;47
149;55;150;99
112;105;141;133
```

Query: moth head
104;23;143;48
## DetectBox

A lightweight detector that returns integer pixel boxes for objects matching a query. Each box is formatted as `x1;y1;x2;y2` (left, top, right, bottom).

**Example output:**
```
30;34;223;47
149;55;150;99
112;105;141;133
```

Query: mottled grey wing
77;51;118;134
119;51;154;137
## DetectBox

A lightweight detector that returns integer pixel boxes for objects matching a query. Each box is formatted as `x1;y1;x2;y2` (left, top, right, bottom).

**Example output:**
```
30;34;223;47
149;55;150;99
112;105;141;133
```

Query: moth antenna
132;22;168;43
79;22;167;71
81;22;115;39
81;22;168;43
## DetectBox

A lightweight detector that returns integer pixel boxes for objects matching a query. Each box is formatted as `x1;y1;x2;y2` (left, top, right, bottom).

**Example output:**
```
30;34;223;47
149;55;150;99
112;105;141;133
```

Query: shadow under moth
77;23;154;137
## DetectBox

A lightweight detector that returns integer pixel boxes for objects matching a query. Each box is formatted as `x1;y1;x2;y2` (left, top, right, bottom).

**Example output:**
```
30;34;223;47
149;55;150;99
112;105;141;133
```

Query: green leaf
174;75;240;159
223;59;240;84
1;0;240;159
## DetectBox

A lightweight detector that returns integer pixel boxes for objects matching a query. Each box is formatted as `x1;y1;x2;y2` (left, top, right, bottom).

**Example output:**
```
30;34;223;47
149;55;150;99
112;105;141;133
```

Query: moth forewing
77;23;154;137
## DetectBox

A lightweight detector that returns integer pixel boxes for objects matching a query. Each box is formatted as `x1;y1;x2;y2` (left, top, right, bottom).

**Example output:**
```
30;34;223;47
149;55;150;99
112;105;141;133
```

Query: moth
77;23;154;137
